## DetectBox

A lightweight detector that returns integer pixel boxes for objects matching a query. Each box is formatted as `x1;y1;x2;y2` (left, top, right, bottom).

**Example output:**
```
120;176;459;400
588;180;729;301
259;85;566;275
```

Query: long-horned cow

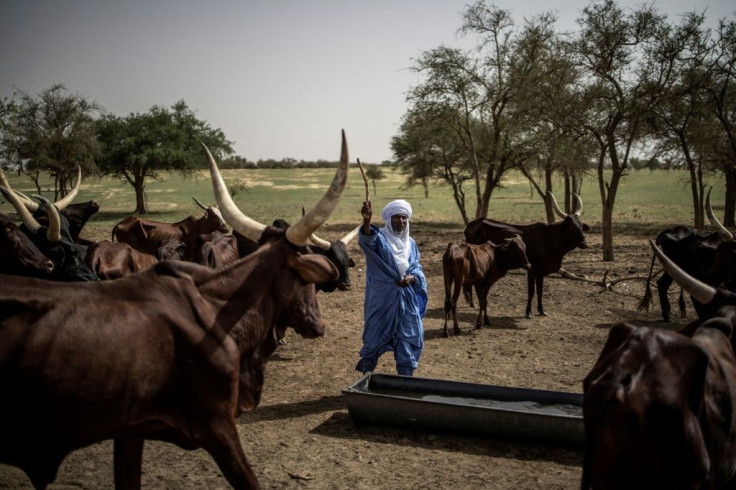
582;240;736;488
0;131;349;489
442;235;530;337
638;189;735;322
112;198;228;261
464;192;589;318
0;187;98;282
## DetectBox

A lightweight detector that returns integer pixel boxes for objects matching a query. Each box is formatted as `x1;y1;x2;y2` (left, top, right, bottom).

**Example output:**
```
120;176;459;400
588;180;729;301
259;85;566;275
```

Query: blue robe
356;224;428;375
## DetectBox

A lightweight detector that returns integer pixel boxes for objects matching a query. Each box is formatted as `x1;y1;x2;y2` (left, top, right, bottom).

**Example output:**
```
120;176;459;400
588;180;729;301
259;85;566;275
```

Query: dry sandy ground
0;223;692;489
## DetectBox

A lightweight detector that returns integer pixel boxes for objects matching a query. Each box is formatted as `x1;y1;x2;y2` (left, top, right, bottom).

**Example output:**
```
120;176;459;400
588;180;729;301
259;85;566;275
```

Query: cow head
192;197;228;234
306;226;359;292
1;187;98;281
548;191;589;249
494;234;531;271
203;131;347;340
156;239;187;261
0;214;55;277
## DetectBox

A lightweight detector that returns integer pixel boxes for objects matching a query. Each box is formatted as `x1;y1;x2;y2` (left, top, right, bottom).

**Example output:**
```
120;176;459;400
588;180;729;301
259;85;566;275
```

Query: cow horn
340;225;361;245
573;193;583;216
192;197;208;211
0;185;42;233
650;239;716;305
53;166;81;211
202;143;266;243
308;234;332;250
33;195;61;242
706;188;733;241
285;131;348;246
0;167;39;212
547;191;567;219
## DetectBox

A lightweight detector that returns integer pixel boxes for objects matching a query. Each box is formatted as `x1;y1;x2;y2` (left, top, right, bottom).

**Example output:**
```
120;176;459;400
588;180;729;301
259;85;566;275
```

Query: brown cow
112;198;228;261
582;240;736;489
442;235;530;337
0;131;349;489
464;192;589;318
85;240;158;280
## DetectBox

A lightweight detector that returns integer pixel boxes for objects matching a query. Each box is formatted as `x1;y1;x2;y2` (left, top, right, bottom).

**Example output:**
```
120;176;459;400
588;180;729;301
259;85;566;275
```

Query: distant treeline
216;156;400;169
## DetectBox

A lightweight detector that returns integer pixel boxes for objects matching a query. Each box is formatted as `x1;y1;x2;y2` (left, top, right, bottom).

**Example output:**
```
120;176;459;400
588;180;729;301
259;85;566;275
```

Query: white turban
381;199;412;225
379;199;413;275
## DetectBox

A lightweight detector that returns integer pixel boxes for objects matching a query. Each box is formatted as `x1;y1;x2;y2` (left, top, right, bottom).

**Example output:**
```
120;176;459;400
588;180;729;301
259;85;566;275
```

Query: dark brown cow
442;236;530;337
112;198;228;261
582;240;736;489
85;240;158;280
464;192;589;318
0;131;349;489
195;231;240;268
0;213;55;277
638;189;735;322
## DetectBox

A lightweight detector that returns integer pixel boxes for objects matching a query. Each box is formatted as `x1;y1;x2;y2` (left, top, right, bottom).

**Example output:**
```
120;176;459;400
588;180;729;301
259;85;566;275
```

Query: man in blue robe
355;199;428;376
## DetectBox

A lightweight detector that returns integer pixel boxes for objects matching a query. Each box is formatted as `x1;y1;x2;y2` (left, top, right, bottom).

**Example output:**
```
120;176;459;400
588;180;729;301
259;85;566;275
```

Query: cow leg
201;418;260;489
535;274;546;316
525;271;535;319
477;283;492;328
114;437;144;490
451;280;463;335
657;273;673;322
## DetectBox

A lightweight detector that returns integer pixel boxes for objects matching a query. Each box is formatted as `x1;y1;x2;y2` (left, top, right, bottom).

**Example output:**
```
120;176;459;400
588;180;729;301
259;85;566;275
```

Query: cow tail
636;252;656;312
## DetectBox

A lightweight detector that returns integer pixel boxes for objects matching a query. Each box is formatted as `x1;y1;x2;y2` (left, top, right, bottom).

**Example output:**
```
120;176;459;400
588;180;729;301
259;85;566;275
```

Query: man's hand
398;274;415;287
361;201;372;234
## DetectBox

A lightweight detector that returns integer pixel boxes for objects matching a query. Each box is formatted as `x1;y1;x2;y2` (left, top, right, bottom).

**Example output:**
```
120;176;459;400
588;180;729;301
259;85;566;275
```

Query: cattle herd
0;133;735;488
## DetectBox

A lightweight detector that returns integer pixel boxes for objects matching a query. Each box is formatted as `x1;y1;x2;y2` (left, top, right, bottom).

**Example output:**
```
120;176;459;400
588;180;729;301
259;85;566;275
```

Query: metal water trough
342;373;584;447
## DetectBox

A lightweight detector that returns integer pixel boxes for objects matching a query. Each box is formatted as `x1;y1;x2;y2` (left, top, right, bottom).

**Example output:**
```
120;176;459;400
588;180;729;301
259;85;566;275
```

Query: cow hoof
454;328;461;335
443;331;449;338
525;313;533;319
538;311;548;317
278;338;287;345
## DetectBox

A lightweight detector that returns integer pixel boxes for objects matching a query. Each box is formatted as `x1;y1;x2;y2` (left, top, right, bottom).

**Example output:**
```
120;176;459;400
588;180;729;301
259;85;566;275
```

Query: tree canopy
96;100;233;214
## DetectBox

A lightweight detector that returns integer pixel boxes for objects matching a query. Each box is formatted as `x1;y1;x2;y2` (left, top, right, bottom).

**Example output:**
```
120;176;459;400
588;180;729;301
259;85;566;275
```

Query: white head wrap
379;199;412;276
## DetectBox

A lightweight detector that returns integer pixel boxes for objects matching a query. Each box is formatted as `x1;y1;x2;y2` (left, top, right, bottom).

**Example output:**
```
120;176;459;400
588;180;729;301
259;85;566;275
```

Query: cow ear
584;323;637;391
288;253;339;284
679;342;709;417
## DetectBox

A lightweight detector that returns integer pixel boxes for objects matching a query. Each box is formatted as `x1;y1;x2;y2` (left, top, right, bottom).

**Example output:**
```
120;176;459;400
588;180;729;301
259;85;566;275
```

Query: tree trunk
544;164;554;224
134;178;147;214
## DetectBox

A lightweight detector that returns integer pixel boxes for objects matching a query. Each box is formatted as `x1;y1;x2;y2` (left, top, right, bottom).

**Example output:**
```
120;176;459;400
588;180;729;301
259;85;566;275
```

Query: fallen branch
557;267;661;292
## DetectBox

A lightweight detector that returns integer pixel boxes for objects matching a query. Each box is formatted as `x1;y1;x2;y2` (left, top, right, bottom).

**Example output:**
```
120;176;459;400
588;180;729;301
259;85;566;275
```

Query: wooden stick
356;158;369;202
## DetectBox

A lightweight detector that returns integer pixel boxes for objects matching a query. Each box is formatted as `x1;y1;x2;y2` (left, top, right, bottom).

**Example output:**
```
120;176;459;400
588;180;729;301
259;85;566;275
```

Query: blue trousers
355;338;421;376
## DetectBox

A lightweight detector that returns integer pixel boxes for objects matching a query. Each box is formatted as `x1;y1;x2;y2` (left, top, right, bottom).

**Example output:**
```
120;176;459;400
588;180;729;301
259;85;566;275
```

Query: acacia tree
0;84;100;197
572;0;672;261
405;2;569;221
364;165;385;197
647;11;715;229
392;103;474;223
704;17;736;226
96;100;233;214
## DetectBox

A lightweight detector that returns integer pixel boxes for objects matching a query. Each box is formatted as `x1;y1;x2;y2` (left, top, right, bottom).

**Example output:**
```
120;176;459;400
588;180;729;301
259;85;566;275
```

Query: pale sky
1;1;734;163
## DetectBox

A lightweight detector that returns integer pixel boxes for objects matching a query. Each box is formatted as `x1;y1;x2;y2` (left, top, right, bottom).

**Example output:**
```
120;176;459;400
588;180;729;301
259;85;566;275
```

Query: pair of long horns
548;191;583;219
0;186;61;241
203;130;349;246
0;166;81;212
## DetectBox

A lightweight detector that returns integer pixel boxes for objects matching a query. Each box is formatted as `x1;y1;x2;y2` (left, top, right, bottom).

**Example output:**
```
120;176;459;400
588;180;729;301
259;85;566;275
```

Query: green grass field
0;166;728;236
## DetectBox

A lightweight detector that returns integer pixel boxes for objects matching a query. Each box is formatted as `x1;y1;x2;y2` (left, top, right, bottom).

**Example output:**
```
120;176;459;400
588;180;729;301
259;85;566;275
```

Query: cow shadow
310;411;582;463
237;394;347;424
